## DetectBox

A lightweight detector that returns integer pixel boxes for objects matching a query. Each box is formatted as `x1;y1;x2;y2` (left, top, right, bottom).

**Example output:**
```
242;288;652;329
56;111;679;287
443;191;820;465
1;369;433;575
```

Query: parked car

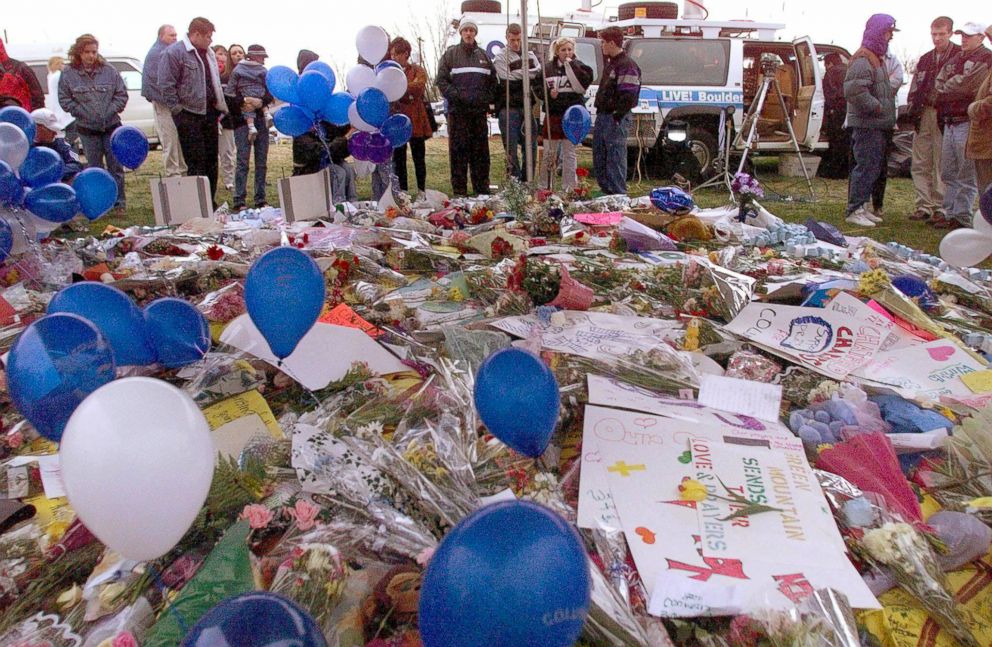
4;43;158;146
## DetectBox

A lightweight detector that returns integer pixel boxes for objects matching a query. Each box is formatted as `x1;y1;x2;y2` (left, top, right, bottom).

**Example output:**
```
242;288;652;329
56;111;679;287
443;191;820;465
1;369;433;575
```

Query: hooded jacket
0;40;45;110
436;40;495;114
58;57;128;134
843;16;897;130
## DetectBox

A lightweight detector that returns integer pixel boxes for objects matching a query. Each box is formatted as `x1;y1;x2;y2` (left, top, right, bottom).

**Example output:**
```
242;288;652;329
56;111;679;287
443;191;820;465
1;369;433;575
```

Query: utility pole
521;0;534;183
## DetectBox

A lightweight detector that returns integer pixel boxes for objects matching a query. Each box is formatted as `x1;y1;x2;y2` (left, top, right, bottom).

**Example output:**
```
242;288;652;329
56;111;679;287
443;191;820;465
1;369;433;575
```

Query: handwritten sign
725;292;893;379
318;304;384;339
853;339;986;399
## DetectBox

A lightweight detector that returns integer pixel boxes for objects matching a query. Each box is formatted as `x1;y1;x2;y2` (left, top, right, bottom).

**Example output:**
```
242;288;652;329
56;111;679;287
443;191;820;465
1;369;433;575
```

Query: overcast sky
2;1;986;74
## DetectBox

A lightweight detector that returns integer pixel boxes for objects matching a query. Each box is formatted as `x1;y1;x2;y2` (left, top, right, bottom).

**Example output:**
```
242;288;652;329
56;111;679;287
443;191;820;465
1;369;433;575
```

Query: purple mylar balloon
367;133;392;164
348;131;372;161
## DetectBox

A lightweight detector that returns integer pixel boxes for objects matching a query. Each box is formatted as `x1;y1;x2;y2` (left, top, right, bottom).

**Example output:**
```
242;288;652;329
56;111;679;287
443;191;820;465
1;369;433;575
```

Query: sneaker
908;210;931;221
845;208;876;227
865;206;884;223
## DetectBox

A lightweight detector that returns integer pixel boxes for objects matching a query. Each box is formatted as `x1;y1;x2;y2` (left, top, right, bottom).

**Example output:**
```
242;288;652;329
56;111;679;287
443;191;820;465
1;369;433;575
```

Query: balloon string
149;563;189;635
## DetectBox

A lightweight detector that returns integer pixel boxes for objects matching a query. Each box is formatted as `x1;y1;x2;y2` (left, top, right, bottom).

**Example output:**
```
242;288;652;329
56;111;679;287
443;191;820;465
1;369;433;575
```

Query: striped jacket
436;42;495;114
593;51;640;121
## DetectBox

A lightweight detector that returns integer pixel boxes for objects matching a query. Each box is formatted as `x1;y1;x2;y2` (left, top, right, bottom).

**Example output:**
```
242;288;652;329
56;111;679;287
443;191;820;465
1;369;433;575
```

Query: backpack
0;60;32;110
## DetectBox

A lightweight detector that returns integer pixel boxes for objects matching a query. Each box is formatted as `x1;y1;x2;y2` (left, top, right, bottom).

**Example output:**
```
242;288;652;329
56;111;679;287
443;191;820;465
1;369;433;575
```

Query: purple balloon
367;133;392;164
348;131;372;161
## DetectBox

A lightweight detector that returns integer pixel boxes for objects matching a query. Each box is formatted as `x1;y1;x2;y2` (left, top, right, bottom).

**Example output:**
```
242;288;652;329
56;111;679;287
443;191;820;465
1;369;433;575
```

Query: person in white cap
30;108;84;182
436;18;496;196
932;21;992;229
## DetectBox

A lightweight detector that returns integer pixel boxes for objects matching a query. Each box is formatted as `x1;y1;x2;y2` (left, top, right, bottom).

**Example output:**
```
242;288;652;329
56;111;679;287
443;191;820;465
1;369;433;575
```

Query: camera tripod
733;68;816;202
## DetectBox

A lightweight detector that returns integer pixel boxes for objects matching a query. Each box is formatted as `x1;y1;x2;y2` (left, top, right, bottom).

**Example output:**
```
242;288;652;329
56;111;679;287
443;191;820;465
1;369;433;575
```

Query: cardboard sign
853;339;987;399
725;293;893;379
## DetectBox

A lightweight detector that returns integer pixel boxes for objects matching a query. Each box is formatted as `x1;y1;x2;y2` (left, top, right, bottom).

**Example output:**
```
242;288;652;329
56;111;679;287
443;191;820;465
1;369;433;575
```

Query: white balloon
348;101;378;133
375;67;408;102
356;25;389;65
0;122;30;171
60;377;215;561
973;213;992;237
938;228;992;268
345;65;376;95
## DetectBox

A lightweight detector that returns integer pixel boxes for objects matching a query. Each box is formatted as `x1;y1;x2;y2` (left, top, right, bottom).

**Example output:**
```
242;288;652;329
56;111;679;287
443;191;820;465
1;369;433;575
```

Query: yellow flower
679;479;708;502
816;443;834;453
447;286;465;302
967;497;992;510
57;584;83;611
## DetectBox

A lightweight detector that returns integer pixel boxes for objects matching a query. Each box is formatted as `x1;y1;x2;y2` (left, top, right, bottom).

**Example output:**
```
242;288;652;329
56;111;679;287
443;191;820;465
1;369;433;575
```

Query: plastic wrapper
0;612;83;647
80;597;154;647
266;533;349;635
927;511;992;571
725;349;782;382
797;589;861;647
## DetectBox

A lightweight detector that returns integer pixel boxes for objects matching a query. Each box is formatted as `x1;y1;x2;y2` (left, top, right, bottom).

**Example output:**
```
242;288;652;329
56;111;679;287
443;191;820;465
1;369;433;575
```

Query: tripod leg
772;79;816;201
736;77;772;176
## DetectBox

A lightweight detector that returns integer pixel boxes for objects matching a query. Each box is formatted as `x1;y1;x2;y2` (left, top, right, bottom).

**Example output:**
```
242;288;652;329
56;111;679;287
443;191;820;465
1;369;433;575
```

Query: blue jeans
592;113;630;195
846;127;886;215
941;121;978;225
498;108;538;181
79;131;125;208
234;111;269;207
331;162;357;204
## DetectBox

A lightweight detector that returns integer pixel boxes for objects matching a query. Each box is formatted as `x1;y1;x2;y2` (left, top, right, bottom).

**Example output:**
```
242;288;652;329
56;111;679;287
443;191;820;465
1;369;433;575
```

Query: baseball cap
30;108;72;133
955;22;988;36
246;44;268;58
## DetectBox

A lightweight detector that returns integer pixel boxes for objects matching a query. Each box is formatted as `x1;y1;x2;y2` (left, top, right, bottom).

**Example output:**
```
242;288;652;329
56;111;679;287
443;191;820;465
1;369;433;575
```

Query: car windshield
626;38;730;86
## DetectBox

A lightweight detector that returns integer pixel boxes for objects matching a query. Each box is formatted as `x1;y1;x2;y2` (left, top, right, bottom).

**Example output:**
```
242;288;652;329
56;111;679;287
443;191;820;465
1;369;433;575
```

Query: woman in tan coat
389;37;433;194
966;27;992;198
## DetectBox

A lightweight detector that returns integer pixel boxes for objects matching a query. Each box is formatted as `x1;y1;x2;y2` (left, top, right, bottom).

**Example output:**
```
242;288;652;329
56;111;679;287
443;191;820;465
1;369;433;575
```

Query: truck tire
687;126;719;178
617;2;679;20
461;0;502;13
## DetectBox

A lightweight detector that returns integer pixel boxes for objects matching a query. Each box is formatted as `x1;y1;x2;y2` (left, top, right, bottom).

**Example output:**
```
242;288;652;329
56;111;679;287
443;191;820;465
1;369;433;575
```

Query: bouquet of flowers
732;172;764;222
567;167;592;201
269;538;349;633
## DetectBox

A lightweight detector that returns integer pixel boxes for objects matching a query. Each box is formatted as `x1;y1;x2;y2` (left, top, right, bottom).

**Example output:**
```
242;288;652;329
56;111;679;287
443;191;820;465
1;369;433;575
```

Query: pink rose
287;499;321;531
6;431;23;449
239;504;274;529
112;632;138;647
416;547;436;567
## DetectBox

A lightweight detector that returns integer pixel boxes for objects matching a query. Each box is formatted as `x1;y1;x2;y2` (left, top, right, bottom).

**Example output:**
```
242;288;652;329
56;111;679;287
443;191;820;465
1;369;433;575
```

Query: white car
5;43;157;146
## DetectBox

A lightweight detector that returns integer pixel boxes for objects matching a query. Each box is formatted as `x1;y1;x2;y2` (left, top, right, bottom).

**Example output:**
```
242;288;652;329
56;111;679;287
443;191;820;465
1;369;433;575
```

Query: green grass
104;137;941;255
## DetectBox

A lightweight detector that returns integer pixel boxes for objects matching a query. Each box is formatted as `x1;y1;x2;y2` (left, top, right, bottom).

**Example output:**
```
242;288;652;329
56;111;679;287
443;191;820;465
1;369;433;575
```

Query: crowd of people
841;15;992;231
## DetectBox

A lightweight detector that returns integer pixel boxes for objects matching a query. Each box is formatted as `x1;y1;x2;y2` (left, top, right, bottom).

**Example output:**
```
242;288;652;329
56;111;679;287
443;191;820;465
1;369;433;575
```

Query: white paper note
697;374;783;422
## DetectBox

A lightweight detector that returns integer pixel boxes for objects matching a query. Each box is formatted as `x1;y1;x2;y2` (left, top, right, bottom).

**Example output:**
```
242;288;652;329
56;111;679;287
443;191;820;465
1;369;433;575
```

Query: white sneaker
846;208;876;227
864;204;883;223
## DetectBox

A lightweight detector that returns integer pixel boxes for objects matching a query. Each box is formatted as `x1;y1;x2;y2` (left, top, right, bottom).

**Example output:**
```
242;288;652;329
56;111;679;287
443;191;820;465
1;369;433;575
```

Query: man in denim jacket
158;17;228;204
142;24;185;177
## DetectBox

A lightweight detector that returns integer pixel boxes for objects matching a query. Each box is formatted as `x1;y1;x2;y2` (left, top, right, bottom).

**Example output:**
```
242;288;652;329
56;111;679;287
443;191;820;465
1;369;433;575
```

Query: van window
626;39;730;86
110;61;143;92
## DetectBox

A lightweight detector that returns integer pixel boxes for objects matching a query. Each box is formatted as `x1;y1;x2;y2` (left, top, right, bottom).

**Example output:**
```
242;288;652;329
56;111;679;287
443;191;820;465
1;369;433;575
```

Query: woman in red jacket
389;37;433;194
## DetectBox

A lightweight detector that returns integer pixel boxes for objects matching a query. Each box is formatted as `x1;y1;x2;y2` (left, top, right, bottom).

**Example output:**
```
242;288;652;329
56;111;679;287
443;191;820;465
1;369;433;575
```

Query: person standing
494;24;541;182
158;17;228;206
865;47;905;222
0;40;45;111
592;26;640;195
389;37;432;194
45;57;78;152
966;26;992;201
228;44;272;209
907;17;959;222
214;45;237;192
539;37;593;192
436;18;495;196
842;14;898;228
142;24;186;177
932;21;992;229
59;33;128;215
818;53;850;179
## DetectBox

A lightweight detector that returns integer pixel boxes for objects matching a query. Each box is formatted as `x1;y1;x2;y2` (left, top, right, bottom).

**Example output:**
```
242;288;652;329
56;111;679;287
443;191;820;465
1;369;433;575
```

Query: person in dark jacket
31;109;84;181
843;14;898;227
907;17;959;222
592;26;640;195
0;39;45;111
436;19;496;196
538;37;593;191
494;23;542;182
818;53;850;178
142;25;185;177
58;33;128;214
932;21;992;229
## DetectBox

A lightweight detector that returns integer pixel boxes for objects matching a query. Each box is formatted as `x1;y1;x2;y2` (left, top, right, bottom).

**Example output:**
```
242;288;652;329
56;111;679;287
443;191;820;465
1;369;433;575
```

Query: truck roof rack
612;18;784;40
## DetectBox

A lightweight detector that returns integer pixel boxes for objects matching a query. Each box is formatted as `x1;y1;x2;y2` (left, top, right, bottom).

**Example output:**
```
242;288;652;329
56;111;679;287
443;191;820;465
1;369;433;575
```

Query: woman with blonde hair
45;55;79;151
58;34;128;214
539;37;593;192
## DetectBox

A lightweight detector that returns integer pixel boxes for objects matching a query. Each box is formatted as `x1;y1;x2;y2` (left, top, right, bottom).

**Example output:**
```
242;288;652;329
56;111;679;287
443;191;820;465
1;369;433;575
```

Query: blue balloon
143;298;210;368
110;125;149;169
303;61;336;90
0;106;36;145
73;167;118;220
266;66;300;104
355;87;389;128
7;313;116;441
297;70;335;114
25;182;78;222
374;60;402;74
48;282;157;366
273;105;314;137
19;146;65;188
0;218;12;260
322;92;354;126
0;160;24;205
245;247;326;360
180;592;327;647
562;105;592;146
473;348;559;457
420;501;591;647
381;113;412;148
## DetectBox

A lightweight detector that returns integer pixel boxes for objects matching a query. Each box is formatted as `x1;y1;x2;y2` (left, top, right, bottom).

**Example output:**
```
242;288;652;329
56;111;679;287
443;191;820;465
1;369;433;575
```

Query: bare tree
396;0;455;100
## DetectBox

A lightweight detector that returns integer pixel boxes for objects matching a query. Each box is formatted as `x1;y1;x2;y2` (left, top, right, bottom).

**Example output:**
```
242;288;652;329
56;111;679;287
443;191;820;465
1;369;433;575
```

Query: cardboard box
277;168;334;223
778;153;821;177
150;176;213;225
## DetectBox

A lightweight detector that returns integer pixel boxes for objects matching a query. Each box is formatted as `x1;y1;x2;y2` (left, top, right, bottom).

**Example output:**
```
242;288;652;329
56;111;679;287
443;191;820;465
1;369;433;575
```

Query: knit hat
246;44;268;59
459;19;478;33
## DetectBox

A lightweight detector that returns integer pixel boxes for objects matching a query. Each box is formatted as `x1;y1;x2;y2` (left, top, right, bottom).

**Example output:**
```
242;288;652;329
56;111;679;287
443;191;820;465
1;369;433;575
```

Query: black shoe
254;202;269;209
232;203;246;211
